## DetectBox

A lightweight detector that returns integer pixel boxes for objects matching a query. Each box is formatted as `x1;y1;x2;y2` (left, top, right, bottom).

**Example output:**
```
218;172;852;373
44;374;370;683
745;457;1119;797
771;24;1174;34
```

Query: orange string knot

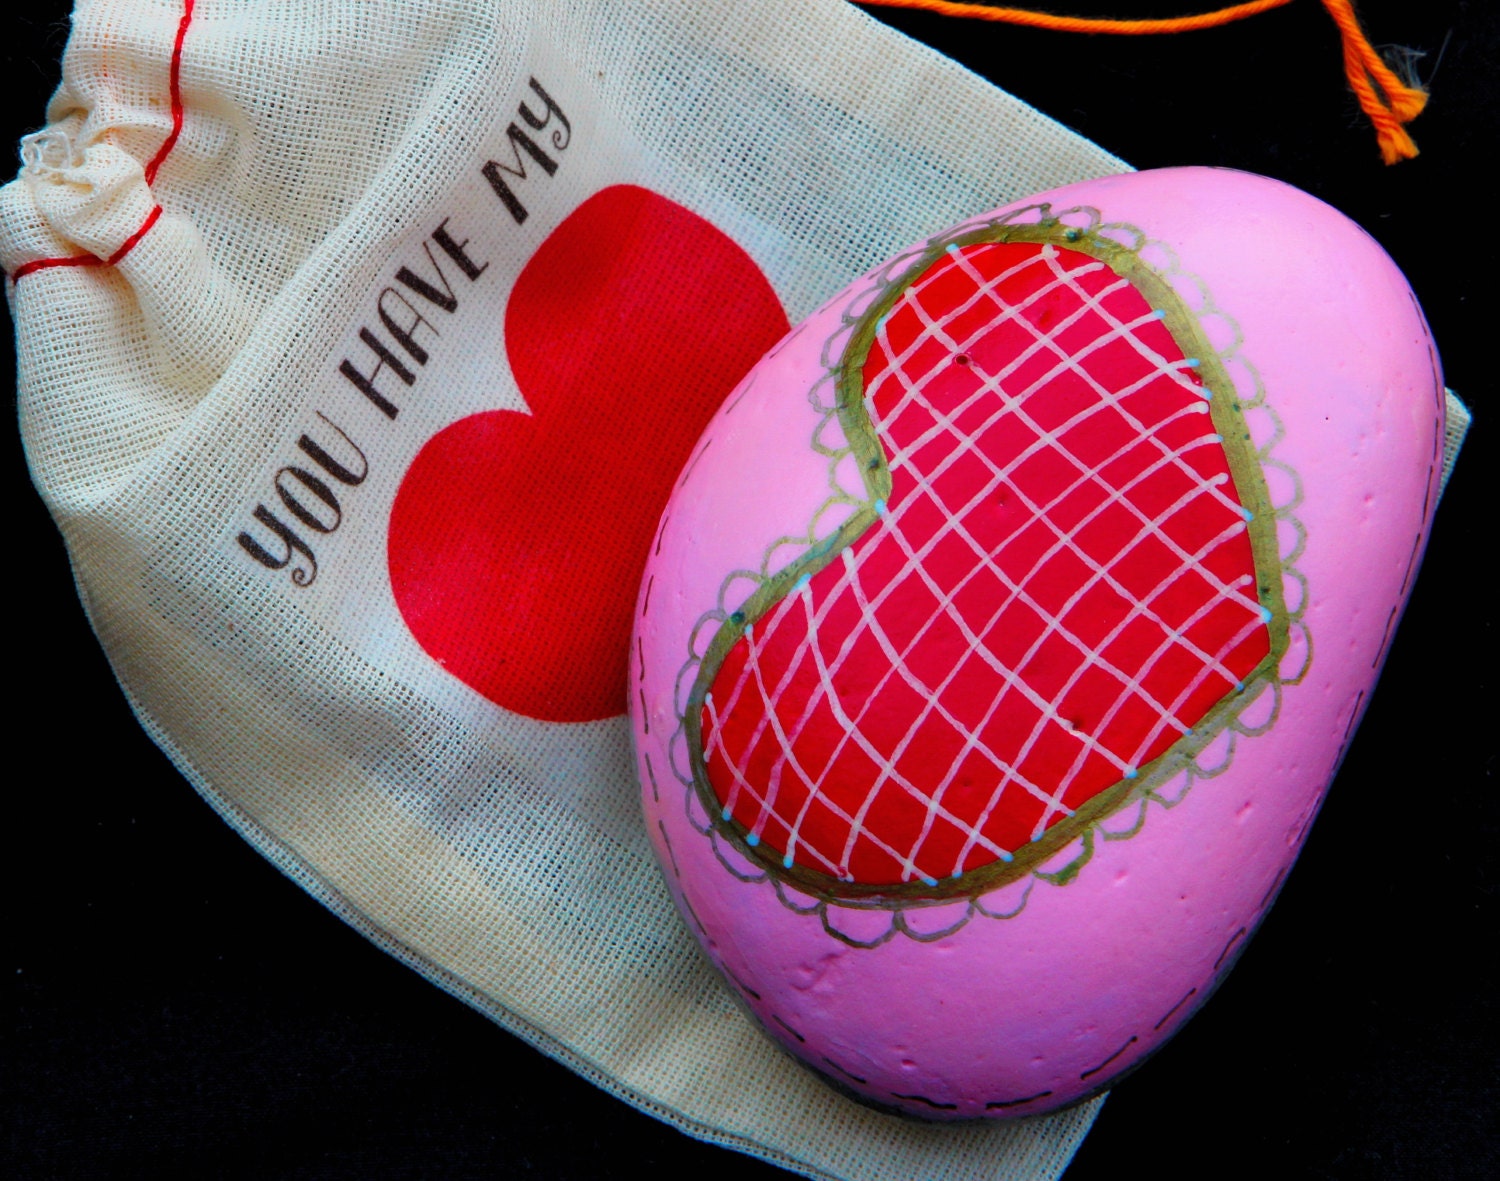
857;0;1429;163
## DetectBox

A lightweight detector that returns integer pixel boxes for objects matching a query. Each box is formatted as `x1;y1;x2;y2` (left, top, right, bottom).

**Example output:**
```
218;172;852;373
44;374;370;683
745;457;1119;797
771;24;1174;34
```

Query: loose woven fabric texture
1;2;1134;1177
0;2;1470;1179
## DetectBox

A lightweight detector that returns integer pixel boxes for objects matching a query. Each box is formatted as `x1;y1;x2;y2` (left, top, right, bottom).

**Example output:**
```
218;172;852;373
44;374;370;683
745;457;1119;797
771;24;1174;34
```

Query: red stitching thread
9;205;164;281
7;0;193;284
145;0;193;185
9;252;102;283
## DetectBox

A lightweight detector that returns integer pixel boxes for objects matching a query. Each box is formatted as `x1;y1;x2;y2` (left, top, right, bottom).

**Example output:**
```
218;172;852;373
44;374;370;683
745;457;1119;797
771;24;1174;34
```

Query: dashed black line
1373;602;1401;669
985;1090;1054;1111
891;1092;958;1111
772;1014;806;1043
1258;865;1287;912
643;750;660;803
657;819;682;880
821;1056;867;1085
1398;530;1422;598
1213;926;1248;971
680;436;714;485
1080;1035;1138;1081
1153;987;1198;1032
1341;689;1367;746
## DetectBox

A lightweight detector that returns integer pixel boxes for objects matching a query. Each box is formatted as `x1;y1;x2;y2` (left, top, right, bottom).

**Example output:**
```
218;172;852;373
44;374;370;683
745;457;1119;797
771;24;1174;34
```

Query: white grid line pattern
701;241;1269;887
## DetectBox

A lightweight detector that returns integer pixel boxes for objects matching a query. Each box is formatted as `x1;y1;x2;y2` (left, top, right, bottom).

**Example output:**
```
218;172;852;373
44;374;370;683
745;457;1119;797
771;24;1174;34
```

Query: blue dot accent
1258;606;1273;623
721;807;732;821
1184;358;1201;368
783;854;795;868
1152;309;1168;320
999;850;1014;862
746;833;760;847
921;876;939;887
1241;507;1254;522
1210;434;1224;443
1124;767;1139;780
1235;681;1245;691
952;869;964;880
794;572;811;591
874;499;888;516
946;244;962;257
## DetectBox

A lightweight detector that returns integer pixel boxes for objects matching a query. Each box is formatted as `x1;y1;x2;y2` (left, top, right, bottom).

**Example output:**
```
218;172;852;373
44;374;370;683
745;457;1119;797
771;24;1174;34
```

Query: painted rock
629;167;1444;1118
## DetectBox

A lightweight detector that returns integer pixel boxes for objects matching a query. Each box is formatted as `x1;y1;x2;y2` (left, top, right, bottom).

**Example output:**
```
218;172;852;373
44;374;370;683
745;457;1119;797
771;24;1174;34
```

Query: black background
4;2;1495;1178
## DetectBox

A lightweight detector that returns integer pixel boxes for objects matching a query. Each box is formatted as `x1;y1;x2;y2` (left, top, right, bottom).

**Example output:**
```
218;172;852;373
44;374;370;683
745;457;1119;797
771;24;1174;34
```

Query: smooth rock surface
630;167;1444;1118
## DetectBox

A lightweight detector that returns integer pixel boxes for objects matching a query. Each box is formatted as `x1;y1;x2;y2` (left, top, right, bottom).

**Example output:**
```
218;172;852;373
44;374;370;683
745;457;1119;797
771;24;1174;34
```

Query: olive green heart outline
668;203;1308;935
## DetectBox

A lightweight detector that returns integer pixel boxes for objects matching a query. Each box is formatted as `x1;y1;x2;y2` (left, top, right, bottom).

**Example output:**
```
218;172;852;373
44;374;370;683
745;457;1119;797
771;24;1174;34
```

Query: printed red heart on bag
389;185;789;722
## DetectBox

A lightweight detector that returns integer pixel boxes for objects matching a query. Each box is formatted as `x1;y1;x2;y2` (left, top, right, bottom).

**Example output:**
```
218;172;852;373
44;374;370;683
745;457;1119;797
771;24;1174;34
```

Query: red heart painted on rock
697;237;1278;891
389;184;789;722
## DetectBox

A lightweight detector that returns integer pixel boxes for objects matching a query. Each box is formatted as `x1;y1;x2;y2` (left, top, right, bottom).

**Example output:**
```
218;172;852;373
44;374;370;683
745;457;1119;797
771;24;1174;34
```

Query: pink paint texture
630;168;1443;1117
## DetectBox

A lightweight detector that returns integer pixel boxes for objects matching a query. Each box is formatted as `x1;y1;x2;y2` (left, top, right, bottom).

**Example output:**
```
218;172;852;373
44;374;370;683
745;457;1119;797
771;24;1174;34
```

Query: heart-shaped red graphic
389;185;789;722
699;239;1273;889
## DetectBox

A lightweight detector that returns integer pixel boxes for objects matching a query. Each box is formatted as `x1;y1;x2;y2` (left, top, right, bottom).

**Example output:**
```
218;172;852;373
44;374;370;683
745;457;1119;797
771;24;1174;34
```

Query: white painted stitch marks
667;205;1309;946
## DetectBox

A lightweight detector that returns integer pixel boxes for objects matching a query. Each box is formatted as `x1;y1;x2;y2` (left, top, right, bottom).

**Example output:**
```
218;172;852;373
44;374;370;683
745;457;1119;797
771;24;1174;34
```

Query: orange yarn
1319;0;1427;163
858;0;1293;35
857;0;1428;162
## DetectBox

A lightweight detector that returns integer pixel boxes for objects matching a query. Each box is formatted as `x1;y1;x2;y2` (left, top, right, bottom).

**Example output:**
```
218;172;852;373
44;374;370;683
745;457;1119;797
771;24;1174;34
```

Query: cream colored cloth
3;2;1257;1176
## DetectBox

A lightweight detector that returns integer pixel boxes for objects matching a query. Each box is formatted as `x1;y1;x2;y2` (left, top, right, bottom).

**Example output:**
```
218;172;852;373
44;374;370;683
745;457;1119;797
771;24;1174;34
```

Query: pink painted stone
629;167;1444;1118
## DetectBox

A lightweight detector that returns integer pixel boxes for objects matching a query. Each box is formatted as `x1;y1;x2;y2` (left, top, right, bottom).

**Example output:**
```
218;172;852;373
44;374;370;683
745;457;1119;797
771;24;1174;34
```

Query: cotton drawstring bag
0;2;1462;1177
